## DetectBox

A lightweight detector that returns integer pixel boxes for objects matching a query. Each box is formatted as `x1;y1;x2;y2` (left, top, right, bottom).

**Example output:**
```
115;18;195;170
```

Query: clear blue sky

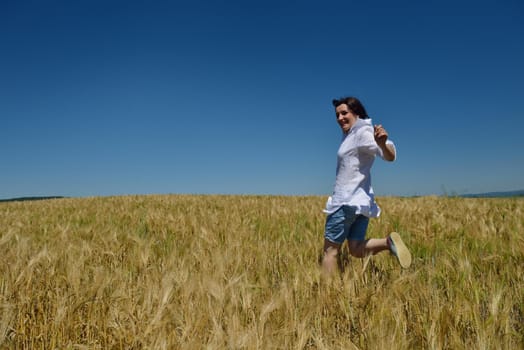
2;0;523;198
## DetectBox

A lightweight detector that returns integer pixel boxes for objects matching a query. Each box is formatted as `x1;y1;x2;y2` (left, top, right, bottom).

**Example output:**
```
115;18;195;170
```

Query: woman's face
335;104;359;133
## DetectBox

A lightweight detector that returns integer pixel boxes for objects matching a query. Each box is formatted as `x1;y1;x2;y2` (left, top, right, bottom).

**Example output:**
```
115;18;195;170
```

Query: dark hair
332;96;369;119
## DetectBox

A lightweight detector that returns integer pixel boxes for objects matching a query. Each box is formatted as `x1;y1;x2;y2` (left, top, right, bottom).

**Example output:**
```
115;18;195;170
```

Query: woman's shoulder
355;120;374;135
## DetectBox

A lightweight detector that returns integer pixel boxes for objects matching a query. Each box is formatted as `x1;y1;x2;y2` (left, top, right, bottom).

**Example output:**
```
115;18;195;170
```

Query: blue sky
1;0;523;198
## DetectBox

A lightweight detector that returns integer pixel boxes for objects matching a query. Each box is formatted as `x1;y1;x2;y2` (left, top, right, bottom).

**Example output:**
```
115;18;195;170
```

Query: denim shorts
324;205;369;244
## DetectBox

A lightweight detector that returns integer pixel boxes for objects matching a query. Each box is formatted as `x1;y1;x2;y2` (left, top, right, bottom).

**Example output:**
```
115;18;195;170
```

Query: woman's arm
374;124;396;161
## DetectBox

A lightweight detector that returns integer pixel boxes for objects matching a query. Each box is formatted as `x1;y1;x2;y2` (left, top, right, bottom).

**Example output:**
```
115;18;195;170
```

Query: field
0;195;523;349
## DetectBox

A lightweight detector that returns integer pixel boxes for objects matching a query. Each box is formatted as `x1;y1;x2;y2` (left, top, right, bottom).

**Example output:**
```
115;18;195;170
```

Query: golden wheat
0;195;522;349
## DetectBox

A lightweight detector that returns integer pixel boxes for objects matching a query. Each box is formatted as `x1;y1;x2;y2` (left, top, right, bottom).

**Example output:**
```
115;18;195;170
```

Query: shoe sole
390;232;412;268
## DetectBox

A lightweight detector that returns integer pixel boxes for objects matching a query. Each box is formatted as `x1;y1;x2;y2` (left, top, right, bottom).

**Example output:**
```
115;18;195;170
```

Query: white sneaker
388;232;412;268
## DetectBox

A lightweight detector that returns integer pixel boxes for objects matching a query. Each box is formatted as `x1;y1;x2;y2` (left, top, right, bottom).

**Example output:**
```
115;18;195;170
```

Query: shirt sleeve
358;128;397;160
378;140;396;160
358;128;381;156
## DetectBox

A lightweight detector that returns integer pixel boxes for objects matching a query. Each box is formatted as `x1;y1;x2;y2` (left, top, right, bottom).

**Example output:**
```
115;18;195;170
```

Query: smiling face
335;104;359;133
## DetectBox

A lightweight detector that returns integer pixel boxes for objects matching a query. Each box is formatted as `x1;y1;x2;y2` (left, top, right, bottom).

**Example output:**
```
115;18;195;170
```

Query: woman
321;96;411;274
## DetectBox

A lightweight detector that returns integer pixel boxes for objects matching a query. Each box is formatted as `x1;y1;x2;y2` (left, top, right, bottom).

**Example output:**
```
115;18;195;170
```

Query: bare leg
348;238;389;258
321;239;342;275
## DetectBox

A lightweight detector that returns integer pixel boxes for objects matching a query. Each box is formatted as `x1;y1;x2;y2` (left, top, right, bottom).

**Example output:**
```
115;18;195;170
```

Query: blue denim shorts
324;205;369;244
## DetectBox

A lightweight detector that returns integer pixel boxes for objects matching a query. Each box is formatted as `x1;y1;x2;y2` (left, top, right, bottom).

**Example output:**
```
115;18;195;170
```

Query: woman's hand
374;124;388;147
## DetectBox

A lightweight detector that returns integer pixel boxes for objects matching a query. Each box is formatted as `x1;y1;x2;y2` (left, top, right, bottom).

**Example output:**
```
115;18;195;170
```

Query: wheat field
0;195;523;349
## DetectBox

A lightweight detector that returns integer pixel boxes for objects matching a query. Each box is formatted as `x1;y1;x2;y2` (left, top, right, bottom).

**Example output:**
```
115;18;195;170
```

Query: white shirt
324;118;396;217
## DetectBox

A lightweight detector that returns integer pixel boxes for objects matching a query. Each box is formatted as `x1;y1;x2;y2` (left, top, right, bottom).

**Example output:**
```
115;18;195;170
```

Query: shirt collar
343;118;373;135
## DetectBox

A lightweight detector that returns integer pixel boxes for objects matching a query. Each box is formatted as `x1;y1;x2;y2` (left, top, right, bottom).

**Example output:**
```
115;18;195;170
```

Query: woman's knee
323;240;341;258
348;240;365;258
